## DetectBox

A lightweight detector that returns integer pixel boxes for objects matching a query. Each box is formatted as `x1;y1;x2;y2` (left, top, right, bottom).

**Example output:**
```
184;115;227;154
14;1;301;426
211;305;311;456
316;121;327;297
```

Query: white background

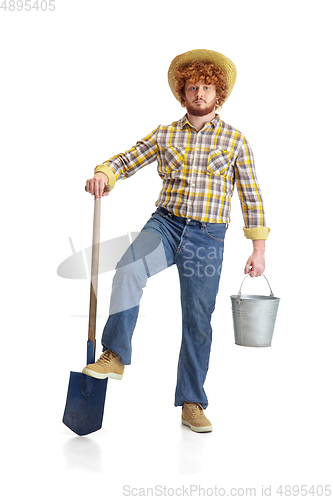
1;0;332;498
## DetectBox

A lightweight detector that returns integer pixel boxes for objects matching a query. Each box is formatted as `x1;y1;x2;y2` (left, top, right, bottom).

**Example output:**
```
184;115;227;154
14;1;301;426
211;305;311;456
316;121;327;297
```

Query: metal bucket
230;274;280;347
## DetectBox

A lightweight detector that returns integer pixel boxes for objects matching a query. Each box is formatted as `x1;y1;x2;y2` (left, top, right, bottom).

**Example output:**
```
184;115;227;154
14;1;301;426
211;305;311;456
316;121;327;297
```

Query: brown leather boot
182;402;212;433
82;349;124;380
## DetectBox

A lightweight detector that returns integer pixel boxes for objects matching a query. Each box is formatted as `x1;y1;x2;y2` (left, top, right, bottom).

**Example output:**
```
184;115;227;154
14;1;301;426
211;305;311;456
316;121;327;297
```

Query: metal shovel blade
63;371;108;436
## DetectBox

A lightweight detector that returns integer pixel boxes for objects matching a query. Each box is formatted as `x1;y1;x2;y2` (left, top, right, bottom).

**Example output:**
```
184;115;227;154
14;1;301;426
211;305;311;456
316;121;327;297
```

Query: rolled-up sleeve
94;127;159;185
235;138;271;240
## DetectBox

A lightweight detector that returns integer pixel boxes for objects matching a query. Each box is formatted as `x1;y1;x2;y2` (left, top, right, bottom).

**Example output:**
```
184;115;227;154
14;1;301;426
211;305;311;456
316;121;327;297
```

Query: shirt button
192;183;195;187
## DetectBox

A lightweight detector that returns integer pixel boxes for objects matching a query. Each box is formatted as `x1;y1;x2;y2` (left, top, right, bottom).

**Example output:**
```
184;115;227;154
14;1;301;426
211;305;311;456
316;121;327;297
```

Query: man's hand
244;240;265;277
85;172;109;199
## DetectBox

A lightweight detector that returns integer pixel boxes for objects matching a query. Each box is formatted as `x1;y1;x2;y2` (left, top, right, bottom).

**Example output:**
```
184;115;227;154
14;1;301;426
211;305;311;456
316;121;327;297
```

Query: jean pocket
204;223;227;242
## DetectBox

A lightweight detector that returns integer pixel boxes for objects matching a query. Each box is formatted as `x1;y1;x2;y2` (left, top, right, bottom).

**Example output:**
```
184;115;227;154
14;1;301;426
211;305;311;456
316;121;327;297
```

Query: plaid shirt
95;114;270;239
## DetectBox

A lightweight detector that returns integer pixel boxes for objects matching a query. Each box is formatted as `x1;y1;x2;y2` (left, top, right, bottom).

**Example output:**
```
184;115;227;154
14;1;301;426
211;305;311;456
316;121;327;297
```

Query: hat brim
168;49;237;105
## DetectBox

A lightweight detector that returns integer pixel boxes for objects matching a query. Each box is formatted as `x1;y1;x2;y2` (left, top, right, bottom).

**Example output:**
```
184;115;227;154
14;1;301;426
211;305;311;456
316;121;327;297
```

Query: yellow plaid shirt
95;114;270;240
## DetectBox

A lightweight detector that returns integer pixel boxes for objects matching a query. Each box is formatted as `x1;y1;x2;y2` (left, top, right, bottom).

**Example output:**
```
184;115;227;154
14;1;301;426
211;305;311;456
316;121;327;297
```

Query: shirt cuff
94;165;117;189
243;227;271;240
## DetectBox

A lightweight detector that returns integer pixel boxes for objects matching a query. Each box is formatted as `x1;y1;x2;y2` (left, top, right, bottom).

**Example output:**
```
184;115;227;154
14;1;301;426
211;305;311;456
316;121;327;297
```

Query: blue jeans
101;207;227;408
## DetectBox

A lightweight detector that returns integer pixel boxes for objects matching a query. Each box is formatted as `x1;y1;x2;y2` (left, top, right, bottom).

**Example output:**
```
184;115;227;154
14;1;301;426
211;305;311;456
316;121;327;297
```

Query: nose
196;88;204;100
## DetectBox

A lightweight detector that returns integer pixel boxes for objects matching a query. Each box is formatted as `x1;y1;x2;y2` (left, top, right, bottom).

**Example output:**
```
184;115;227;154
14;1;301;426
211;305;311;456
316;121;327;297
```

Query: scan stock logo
57;233;141;280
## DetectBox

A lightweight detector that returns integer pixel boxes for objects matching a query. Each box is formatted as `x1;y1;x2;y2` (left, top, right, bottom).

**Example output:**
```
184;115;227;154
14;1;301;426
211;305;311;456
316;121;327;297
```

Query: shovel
63;191;109;436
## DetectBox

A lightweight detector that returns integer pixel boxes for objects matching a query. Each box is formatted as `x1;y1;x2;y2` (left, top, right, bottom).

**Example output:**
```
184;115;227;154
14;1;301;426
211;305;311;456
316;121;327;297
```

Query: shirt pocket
159;146;185;178
207;149;231;176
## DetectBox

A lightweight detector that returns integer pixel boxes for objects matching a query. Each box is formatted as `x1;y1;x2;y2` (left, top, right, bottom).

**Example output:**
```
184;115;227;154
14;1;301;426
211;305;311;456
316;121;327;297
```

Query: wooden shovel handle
87;186;111;358
88;198;101;353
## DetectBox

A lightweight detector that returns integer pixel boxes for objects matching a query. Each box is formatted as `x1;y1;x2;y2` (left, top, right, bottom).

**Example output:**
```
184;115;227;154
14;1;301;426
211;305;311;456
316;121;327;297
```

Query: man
84;49;270;433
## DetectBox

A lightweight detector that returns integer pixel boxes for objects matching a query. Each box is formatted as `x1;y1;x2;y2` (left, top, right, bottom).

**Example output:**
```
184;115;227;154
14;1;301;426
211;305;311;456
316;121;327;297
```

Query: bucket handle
236;273;274;305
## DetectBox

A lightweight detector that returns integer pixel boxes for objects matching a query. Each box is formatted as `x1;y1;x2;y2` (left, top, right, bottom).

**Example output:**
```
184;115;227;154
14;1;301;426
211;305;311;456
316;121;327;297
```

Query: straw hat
168;49;237;104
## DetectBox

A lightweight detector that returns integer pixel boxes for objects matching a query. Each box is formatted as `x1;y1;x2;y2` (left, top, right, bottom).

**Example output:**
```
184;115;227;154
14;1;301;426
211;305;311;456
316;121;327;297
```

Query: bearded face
184;80;218;117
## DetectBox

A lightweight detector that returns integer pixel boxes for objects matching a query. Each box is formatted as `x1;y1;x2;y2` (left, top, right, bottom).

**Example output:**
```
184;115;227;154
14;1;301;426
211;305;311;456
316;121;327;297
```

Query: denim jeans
101;207;227;408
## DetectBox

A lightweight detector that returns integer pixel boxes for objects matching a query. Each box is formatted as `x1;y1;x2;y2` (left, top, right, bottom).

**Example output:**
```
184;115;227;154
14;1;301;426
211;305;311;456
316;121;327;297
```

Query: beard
185;98;217;117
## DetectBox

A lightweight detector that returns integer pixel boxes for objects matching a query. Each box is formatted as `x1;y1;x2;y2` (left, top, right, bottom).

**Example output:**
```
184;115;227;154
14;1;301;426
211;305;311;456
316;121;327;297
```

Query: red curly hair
174;61;228;109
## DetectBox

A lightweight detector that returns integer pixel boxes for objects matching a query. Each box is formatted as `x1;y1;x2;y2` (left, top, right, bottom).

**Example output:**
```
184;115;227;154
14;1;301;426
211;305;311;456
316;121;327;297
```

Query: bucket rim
230;293;280;301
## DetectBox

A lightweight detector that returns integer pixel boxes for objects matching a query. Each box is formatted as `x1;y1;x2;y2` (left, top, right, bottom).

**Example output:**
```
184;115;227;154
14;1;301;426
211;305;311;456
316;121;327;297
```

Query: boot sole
182;419;213;433
82;367;123;380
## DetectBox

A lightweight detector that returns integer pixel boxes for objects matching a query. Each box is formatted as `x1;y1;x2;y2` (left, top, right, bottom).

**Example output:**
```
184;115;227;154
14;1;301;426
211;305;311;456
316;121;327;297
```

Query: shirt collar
179;113;222;130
